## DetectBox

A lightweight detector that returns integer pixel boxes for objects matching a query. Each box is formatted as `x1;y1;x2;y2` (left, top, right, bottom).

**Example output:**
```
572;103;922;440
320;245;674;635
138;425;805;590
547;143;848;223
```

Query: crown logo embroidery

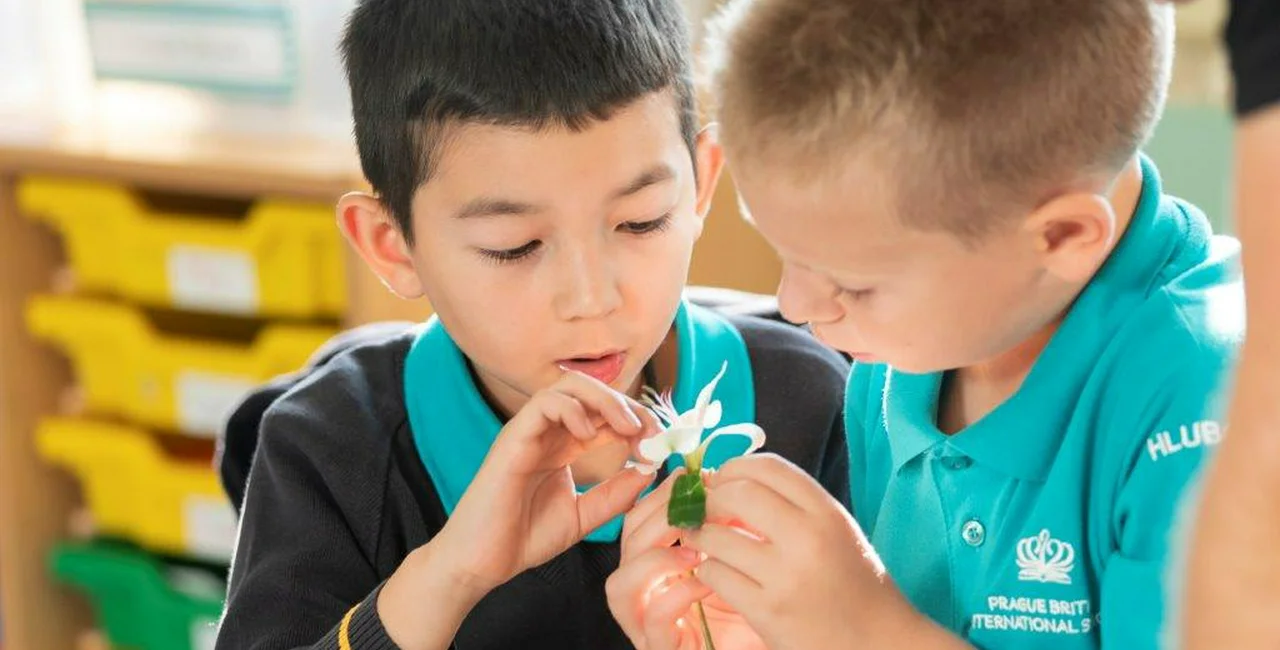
1016;529;1076;585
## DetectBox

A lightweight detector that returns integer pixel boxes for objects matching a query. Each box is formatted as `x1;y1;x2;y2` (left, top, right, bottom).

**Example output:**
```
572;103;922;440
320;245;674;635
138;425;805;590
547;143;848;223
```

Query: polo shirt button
961;519;986;547
943;456;973;470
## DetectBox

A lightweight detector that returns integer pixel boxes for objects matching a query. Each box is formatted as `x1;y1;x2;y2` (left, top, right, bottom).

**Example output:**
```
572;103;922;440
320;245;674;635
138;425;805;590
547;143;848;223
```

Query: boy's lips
558;351;627;385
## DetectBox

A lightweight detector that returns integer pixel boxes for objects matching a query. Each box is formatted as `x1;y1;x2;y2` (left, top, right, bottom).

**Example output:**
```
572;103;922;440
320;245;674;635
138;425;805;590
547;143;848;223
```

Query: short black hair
341;0;699;243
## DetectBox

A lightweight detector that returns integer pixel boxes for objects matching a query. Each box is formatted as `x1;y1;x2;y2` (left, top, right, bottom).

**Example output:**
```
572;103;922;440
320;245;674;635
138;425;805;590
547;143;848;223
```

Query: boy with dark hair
214;1;850;648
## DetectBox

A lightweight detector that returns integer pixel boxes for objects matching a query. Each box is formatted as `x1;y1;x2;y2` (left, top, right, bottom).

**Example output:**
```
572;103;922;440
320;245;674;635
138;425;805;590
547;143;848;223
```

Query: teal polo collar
884;154;1196;481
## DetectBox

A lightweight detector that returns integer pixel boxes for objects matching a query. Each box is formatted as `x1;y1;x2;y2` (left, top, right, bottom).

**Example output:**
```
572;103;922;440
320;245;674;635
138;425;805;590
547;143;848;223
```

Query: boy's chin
869;354;950;374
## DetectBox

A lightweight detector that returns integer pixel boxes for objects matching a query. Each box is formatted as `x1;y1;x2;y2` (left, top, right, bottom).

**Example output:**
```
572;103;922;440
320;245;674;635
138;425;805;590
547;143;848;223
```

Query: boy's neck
937;157;1145;434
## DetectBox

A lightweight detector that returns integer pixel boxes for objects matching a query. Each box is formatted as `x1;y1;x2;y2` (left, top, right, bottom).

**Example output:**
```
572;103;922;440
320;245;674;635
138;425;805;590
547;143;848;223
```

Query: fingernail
675;546;700;563
625;408;643;430
640;409;661;429
625;460;660;476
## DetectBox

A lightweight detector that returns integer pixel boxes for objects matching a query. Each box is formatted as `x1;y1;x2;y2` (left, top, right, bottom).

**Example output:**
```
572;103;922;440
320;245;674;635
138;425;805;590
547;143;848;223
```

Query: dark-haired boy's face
409;93;719;410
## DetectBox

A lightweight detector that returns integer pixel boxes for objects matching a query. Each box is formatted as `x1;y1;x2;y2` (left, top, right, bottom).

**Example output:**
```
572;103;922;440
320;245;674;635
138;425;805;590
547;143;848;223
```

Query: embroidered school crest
1016;529;1076;585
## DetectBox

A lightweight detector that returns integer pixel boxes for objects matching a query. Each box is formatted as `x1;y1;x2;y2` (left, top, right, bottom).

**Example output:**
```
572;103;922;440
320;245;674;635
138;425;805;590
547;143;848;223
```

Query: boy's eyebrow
453;165;675;220
612;164;675;199
454;198;542;220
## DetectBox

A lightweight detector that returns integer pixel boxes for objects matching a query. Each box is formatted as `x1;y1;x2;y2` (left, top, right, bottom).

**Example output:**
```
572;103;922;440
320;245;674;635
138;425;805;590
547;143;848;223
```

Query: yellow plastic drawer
18;175;348;318
28;296;336;436
38;418;237;562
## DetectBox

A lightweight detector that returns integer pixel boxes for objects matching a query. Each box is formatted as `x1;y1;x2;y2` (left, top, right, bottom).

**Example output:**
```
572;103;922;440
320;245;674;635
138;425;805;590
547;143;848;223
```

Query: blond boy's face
735;158;1062;374
406;93;718;405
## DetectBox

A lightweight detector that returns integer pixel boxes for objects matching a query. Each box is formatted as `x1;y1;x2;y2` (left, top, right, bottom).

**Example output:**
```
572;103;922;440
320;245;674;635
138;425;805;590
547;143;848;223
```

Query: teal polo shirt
846;155;1242;649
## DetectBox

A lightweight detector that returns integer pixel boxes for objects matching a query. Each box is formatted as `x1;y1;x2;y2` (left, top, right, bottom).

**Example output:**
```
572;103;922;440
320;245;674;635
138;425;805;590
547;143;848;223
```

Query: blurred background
0;1;1236;648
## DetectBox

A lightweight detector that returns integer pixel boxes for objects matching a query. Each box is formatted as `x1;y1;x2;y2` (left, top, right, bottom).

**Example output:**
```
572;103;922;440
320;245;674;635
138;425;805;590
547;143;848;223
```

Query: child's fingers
606;546;703;640
606;545;702;610
623;515;682;563
706;453;832;514
612;387;663;433
630;399;664;435
622;471;683;559
555;370;645;435
642;576;712;650
504;389;595;444
692;558;762;620
702;475;809;548
681;522;771;587
577;467;654;536
483;391;594;476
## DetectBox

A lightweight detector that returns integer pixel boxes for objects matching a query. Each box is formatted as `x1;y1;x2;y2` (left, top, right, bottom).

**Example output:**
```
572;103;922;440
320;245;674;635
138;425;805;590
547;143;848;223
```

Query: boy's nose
776;264;843;325
553;247;622;321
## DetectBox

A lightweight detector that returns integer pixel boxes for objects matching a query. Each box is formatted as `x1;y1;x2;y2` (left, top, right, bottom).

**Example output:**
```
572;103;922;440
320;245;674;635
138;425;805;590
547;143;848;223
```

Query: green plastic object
50;542;225;650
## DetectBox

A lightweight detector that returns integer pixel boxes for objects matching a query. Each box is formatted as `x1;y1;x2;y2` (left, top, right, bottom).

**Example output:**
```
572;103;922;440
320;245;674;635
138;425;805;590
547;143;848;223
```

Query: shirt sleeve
1226;0;1280;116
818;401;853;512
843;363;875;520
1099;357;1230;649
215;403;403;650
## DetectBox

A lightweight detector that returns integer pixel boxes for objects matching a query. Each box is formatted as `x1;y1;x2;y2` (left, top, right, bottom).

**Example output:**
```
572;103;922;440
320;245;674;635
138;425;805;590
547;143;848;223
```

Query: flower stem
695;600;717;650
686;448;705;476
684;451;715;648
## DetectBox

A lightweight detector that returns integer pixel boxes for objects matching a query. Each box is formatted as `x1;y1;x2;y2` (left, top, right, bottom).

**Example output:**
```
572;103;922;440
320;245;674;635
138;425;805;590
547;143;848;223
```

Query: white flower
634;362;766;473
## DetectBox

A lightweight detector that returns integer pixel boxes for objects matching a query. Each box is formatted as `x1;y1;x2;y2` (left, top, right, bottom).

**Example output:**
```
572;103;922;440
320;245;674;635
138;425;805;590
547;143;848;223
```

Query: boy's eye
475;215;669;265
477;240;541;265
840;287;874;301
618;214;672;235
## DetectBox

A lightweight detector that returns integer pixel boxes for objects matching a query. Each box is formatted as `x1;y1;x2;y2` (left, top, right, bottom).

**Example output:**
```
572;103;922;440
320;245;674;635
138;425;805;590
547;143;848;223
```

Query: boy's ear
1022;191;1116;284
693;123;726;223
336;192;426;300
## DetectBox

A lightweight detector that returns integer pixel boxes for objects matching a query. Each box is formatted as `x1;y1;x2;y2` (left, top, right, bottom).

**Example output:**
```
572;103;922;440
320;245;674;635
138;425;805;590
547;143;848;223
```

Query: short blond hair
704;0;1174;236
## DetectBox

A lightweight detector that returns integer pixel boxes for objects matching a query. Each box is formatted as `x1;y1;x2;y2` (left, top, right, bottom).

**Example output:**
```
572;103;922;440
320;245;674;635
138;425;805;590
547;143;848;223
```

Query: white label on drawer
167;245;260;315
176;371;256;437
85;3;295;94
183;495;238;562
192;618;220;650
168;566;228;601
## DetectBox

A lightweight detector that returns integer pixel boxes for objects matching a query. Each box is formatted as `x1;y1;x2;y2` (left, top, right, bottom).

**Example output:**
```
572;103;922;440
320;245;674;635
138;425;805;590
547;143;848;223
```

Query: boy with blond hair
608;1;1242;648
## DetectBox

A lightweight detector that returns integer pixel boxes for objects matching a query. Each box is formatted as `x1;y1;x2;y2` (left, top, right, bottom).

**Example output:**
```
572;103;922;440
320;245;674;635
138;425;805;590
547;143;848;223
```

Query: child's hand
682;454;958;650
607;471;768;650
439;369;661;591
380;369;661;649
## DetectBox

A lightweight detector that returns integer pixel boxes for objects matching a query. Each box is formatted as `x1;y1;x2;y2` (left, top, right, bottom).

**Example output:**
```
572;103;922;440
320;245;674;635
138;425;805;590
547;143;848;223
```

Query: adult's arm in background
1183;0;1280;646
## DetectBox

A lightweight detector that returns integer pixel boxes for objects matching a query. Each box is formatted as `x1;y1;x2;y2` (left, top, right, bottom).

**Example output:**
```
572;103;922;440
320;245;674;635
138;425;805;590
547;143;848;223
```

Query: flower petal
692;361;729;420
700;423;767;457
702;400;723;429
641;387;678;426
673;410;700;429
661;390;678;414
670;425;703;456
638;435;673;464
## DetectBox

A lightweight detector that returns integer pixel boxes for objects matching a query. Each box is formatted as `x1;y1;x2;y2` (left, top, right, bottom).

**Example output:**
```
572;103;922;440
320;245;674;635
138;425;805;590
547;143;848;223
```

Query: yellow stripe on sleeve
339;603;359;650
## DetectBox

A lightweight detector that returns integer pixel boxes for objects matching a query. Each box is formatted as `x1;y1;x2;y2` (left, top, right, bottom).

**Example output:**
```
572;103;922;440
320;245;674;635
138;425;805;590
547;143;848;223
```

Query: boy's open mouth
559;351;627;385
